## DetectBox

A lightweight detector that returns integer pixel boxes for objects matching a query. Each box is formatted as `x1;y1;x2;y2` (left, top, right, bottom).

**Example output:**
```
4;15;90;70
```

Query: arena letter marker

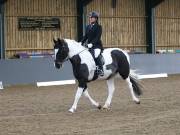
37;80;76;87
0;81;3;90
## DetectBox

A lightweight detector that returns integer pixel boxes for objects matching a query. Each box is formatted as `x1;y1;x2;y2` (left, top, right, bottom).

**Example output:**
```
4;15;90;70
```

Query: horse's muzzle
54;60;63;69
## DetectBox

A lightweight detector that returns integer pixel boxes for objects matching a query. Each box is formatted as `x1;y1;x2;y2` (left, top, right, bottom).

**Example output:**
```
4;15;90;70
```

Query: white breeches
94;49;101;58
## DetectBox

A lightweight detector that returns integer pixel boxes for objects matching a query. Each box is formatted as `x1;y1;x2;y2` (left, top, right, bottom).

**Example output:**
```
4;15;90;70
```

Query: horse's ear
57;38;61;43
58;38;65;46
53;38;57;44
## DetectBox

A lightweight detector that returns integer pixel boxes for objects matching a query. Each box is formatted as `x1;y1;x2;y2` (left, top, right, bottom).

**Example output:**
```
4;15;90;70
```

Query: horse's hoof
103;107;110;110
68;108;75;113
102;105;110;110
134;100;140;104
97;104;102;110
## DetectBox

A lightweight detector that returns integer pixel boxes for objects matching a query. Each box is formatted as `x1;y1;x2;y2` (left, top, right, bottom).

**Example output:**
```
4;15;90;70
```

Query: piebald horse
53;38;142;113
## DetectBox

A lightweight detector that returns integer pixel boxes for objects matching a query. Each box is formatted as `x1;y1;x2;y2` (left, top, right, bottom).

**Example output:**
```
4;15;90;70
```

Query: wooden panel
4;0;77;58
5;0;77;16
86;0;146;52
155;0;180;17
155;0;180;51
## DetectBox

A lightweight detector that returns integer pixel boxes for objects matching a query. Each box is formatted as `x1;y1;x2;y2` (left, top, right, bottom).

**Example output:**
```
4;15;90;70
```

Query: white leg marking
126;77;140;103
69;87;83;113
83;88;101;109
103;77;115;109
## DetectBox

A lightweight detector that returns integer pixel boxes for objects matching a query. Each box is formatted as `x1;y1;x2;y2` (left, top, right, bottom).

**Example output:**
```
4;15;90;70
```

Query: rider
81;11;104;76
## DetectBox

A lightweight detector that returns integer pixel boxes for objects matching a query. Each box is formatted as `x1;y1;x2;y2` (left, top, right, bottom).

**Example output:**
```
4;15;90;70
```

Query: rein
62;48;88;63
76;48;88;55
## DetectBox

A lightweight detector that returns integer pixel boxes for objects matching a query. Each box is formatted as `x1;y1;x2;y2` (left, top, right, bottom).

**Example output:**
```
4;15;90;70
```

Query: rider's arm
81;34;87;44
91;25;102;45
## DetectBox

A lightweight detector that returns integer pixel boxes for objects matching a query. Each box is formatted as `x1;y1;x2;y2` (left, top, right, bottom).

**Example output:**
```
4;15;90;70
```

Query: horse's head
53;38;69;69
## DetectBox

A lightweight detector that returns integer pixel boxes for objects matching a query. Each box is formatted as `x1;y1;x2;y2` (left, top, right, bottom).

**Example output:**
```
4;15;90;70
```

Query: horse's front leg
69;86;84;113
83;87;101;109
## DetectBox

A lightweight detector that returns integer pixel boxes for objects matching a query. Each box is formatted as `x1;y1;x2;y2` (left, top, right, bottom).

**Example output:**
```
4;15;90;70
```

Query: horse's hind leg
103;77;115;109
83;88;101;109
126;77;140;104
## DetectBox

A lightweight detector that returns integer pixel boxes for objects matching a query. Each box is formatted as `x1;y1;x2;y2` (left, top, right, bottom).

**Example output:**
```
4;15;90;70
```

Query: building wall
86;0;147;52
4;0;77;58
4;0;180;58
155;0;180;51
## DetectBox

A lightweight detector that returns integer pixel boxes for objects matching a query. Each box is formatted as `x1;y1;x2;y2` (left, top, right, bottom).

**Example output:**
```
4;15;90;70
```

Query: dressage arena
0;75;180;135
1;0;180;135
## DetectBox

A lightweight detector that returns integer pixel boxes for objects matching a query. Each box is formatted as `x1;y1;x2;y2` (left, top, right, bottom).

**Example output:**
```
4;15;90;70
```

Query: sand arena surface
0;75;180;135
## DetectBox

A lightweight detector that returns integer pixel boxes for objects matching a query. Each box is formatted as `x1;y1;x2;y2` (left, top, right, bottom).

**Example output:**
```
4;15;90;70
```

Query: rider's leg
94;49;101;58
94;49;104;76
89;49;95;59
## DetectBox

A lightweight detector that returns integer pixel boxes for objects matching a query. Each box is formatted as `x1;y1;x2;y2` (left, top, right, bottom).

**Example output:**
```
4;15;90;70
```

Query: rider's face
89;17;97;24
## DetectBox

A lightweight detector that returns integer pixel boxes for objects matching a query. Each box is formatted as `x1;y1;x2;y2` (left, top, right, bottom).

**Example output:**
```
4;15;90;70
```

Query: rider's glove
87;43;93;48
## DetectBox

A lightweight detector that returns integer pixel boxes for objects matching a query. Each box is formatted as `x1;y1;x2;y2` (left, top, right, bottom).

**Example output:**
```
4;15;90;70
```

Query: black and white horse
53;38;142;113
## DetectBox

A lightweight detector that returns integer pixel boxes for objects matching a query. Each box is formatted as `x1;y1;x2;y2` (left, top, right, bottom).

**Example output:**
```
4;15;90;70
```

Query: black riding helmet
89;11;99;19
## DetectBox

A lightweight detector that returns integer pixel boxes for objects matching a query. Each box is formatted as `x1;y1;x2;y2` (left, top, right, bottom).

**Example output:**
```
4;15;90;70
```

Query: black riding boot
95;55;104;76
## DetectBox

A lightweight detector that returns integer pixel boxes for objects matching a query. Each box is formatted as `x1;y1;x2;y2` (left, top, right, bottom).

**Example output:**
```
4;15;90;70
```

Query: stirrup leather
95;66;104;76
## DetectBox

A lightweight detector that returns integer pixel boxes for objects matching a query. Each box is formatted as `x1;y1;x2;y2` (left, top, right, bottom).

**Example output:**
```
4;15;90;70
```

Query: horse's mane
64;39;85;50
63;39;87;57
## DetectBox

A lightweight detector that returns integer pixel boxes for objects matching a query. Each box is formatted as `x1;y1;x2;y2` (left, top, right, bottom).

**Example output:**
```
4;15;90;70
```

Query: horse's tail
129;72;142;96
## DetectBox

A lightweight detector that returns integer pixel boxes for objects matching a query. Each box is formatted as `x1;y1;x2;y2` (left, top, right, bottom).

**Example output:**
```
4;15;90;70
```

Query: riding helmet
89;11;99;19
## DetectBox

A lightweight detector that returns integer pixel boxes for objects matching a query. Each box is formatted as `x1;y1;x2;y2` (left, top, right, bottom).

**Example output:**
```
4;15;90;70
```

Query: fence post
0;2;5;59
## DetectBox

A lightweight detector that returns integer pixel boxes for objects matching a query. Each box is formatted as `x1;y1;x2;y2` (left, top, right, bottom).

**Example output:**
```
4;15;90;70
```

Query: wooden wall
86;0;146;52
155;0;180;51
4;0;77;58
5;0;180;57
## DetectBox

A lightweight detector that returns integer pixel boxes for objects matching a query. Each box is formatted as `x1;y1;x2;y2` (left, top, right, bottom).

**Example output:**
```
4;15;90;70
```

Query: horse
53;38;142;113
